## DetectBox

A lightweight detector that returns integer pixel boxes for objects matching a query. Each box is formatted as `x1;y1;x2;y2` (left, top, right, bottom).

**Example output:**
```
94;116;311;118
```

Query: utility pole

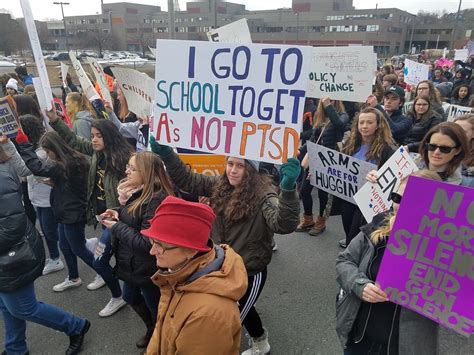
168;0;175;39
53;2;70;51
450;0;462;50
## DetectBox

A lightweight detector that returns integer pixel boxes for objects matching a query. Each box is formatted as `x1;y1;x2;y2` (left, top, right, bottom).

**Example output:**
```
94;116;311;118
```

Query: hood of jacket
360;210;391;243
151;243;247;302
75;110;94;122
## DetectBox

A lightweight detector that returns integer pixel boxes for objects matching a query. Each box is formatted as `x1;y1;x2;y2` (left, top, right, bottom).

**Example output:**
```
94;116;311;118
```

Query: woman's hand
362;283;389;303
104;101;114;113
101;209;119;220
321;97;331;108
101;219;117;229
0;134;8;144
45;105;58;122
366;95;378;108
366;170;378;183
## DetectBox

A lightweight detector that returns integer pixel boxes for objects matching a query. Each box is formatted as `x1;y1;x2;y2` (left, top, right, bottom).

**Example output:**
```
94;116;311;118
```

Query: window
102;18;109;24
367;25;379;32
414;29;428;35
126;28;137;33
431;29;452;35
89;19;96;24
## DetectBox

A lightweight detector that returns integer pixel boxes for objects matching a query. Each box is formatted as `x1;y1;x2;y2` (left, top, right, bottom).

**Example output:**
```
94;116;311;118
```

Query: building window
367;25;379;32
89;19;96;24
414;29;428;35
126;28;138;33
102;18;109;24
431;28;452;35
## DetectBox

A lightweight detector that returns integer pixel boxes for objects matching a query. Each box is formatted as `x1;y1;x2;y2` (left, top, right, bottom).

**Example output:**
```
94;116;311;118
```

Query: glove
280;158;301;190
15;129;29;145
149;135;172;157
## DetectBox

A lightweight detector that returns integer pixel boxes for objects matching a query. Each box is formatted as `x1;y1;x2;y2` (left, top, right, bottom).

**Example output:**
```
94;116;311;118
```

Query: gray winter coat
73;110;94;140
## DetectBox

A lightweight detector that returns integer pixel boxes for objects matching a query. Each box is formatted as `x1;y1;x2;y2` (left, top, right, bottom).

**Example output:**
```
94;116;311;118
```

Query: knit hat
141;196;215;252
246;159;259;172
6;78;18;92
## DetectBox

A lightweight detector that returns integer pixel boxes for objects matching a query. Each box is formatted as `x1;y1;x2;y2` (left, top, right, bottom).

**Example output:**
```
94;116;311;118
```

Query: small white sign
403;59;429;86
69;51;100;100
207;19;252;44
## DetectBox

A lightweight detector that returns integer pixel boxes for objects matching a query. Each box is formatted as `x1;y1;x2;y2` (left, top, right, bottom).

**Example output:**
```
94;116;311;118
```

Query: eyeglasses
390;192;402;204
126;164;137;172
425;143;458;154
150;240;179;254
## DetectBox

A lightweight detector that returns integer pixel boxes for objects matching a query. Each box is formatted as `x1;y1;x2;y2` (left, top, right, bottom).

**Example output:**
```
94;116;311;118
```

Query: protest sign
446;104;473;122
87;57;113;105
403;59;429;86
152;39;310;164
53;98;72;128
354;146;418;223
180;154;226;176
20;0;53;110
454;48;469;62
111;67;154;118
0;96;20;138
69;51;100;100
32;77;52;130
207;19;252;44
402;101;413;115
60;62;69;88
307;46;374;102
376;177;474;337
307;142;376;203
148;46;157;58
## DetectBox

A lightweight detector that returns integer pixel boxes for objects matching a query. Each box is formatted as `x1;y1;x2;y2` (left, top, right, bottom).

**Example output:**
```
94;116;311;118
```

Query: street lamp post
450;0;462;50
53;2;70;51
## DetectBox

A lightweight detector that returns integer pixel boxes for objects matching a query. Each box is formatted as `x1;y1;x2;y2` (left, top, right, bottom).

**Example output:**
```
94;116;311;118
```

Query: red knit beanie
141;196;216;252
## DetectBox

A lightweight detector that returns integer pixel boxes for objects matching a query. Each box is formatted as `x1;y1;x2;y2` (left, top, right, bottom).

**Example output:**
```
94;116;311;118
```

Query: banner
307;142;376;203
403;59;429;86
69;51;100;100
180;154;226;176
20;0;53;110
376;177;474;337
0;96;20;138
454;48;469;61
446;104;473;122
111;67;154;118
354;147;418;223
153;39;310;164
207;18;252;44
60;62;69;88
87;57;113;105
53;98;72;128
32;77;52;130
306;46;374;102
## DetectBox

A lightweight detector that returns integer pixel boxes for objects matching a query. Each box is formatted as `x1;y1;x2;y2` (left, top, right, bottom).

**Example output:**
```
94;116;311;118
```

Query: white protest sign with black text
87;57;112;105
403;59;429;86
20;0;53;110
69;51;100;100
32;77;52;130
0;97;20;138
153;39;310;164
307;142;376;204
111;67;154;118
207;19;252;44
307;46;374;103
354;147;418;223
446;104;473;122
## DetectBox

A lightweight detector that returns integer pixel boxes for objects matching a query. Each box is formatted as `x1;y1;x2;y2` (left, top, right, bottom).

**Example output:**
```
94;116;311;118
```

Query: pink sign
377;176;474;337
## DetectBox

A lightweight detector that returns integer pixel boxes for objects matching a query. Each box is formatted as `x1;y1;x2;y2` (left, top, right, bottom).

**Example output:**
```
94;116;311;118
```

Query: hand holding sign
280;158;301;190
362;283;389;303
149;135;172;157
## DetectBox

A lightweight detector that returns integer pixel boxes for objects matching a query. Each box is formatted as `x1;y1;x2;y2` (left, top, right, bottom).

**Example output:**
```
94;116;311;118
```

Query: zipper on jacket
386;304;399;355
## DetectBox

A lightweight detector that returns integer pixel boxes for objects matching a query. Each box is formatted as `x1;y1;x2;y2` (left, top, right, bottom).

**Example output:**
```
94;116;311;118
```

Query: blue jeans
58;222;94;280
122;283;160;319
92;228;122;298
36;207;60;260
0;282;85;354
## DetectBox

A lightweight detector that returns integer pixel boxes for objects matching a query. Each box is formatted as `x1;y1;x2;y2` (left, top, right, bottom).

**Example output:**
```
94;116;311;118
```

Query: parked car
51;52;70;61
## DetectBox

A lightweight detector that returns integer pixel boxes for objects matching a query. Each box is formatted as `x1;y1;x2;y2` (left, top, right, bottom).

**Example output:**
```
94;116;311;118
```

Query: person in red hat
142;196;248;354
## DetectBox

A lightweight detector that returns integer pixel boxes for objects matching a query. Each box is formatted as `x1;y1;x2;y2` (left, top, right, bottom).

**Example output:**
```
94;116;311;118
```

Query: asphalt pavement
0;212;345;355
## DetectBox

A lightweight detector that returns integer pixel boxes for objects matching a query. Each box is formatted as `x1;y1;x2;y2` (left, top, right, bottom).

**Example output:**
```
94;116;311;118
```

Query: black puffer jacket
111;190;166;287
403;113;444;153
19;143;88;224
0;160;45;292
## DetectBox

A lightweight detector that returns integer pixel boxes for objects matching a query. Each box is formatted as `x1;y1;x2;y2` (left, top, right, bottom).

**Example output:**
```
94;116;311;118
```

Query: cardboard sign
180;154;226;176
32;77;52;131
454;49;469;62
53;98;72;128
403;59;429;86
402;101;413;115
20;0;53;110
0;96;20;138
153;39;310;164
207;19;252;44
111;67;154;118
307;46;374;102
354;147;418;223
60;62;69;88
87;57;113;105
307;142;376;204
69;51;100;100
376;177;474;337
446;104;473;122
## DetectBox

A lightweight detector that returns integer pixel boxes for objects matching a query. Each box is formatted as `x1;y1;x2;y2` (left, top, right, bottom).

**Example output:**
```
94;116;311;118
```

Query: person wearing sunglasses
417;122;472;187
142;196;247;354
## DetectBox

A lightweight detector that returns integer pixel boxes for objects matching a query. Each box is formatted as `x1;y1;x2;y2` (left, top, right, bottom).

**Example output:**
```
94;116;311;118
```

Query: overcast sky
3;0;471;21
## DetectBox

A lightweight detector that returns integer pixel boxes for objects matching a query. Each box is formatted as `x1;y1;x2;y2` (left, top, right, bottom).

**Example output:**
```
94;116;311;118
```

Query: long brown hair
415;80;442;104
211;159;272;224
127;151;175;217
342;107;395;163
66;92;97;120
454;114;474;166
409;95;441;124
313;99;346;128
117;88;130;121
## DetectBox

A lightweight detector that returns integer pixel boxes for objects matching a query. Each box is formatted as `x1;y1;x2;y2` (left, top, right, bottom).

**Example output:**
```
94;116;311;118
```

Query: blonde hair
66;92;97;120
370;169;442;244
313;100;346;128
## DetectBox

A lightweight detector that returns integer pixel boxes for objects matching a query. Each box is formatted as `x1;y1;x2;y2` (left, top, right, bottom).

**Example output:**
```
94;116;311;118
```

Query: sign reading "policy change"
153;40;311;164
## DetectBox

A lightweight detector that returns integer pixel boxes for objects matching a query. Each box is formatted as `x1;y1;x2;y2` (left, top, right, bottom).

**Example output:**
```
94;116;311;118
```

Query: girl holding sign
339;107;396;248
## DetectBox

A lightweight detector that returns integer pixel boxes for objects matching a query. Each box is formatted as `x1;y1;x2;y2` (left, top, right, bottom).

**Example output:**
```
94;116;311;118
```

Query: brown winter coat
146;244;247;355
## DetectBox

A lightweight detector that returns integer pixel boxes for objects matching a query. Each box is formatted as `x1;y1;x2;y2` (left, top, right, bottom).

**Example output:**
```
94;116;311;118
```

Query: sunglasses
390;192;402;204
425;143;457;154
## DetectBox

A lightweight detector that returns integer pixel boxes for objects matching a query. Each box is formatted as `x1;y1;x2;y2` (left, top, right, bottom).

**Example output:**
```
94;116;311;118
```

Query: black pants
341;200;366;246
300;171;328;217
344;337;389;355
21;181;36;225
239;268;267;338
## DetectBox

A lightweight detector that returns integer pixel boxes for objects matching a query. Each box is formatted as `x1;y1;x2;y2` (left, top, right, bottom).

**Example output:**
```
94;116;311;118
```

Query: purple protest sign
376;176;474;337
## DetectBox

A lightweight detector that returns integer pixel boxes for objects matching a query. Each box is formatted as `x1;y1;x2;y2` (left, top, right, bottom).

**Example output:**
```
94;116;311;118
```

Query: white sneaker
42;258;64;275
53;278;82;292
99;297;127;317
87;274;106;290
242;328;271;355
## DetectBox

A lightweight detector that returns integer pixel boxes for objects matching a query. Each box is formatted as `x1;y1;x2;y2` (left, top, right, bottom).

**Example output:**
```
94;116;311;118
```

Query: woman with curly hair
450;84;471;107
149;137;301;355
339;107;396;248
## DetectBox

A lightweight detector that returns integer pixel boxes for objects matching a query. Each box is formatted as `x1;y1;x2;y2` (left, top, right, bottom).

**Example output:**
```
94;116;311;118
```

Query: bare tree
0;13;28;55
130;15;155;57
